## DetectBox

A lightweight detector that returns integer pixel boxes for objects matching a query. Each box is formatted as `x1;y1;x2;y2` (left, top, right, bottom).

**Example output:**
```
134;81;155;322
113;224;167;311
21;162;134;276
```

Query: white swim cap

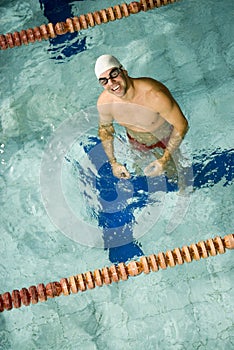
95;55;123;78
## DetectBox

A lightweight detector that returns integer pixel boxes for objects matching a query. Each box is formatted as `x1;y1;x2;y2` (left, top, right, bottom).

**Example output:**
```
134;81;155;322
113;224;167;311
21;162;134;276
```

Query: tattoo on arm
98;124;115;141
98;124;116;164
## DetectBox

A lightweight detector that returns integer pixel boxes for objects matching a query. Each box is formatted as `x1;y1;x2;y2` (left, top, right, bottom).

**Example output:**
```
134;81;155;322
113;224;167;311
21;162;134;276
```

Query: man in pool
95;54;189;179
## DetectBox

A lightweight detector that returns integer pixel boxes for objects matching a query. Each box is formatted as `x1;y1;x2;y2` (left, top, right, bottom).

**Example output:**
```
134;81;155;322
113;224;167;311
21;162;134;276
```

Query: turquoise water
0;0;234;349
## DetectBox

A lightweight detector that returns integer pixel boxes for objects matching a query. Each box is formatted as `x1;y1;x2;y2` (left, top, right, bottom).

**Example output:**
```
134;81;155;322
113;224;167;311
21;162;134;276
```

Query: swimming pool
0;0;234;348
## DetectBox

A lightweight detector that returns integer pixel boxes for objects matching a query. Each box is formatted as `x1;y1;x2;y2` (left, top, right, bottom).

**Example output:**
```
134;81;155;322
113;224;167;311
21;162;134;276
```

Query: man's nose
107;77;115;86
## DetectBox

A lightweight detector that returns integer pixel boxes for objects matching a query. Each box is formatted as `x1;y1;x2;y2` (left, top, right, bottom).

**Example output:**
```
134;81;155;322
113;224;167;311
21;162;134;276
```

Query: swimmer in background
95;55;189;179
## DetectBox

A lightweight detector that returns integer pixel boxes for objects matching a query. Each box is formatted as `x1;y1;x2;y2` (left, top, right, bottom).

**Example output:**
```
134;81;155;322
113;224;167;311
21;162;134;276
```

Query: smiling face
99;66;129;98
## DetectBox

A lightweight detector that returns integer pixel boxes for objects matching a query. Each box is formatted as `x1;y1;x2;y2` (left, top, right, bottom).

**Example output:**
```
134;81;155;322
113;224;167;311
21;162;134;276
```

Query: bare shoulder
97;91;114;124
135;77;173;103
134;77;167;91
97;90;115;106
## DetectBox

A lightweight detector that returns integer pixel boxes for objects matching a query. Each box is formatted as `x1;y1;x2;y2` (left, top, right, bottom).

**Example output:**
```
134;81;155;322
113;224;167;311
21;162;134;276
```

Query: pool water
0;0;234;349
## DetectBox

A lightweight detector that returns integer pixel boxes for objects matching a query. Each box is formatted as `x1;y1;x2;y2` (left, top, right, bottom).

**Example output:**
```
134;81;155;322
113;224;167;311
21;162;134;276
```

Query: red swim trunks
127;132;170;151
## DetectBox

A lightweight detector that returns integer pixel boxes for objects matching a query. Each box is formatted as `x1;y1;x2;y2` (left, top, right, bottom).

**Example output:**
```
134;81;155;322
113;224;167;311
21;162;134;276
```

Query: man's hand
144;159;165;177
111;162;131;179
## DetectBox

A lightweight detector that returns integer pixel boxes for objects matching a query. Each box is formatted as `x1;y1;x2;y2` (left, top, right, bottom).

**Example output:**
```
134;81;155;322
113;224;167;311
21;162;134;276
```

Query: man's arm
98;122;117;165
160;101;188;164
97;106;131;179
144;88;188;176
159;98;188;166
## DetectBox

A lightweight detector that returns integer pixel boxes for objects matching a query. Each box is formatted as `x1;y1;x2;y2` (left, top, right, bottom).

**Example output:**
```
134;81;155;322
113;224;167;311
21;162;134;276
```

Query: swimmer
95;55;188;179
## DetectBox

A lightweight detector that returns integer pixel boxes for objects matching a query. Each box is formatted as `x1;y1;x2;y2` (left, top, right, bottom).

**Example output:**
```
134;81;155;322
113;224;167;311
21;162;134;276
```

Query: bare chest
113;106;165;132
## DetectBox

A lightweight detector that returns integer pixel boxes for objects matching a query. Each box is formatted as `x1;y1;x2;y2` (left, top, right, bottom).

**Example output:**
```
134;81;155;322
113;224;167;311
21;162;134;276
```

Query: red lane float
0;234;233;313
0;0;179;50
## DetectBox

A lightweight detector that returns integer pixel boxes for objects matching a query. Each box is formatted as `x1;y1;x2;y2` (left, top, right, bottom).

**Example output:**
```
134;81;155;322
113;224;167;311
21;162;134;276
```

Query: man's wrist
158;153;170;168
161;150;171;163
109;157;117;165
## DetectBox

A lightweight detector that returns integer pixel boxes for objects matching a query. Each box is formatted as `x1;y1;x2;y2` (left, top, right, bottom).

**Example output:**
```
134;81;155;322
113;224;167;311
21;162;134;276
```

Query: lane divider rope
0;0;179;50
0;234;233;312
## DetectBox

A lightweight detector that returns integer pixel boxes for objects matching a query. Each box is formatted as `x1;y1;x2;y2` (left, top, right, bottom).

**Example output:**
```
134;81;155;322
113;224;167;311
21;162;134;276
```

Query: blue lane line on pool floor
67;137;233;263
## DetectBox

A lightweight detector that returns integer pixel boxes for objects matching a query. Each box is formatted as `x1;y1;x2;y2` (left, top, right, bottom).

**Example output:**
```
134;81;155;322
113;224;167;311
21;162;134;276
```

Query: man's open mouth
112;85;120;92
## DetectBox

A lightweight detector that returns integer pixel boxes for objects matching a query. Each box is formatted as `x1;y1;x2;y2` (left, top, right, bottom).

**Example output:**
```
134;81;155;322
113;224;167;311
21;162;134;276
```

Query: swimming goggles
99;66;122;86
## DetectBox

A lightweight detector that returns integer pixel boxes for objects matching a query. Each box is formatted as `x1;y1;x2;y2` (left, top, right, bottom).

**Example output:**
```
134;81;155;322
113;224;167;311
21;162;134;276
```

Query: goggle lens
99;67;122;86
